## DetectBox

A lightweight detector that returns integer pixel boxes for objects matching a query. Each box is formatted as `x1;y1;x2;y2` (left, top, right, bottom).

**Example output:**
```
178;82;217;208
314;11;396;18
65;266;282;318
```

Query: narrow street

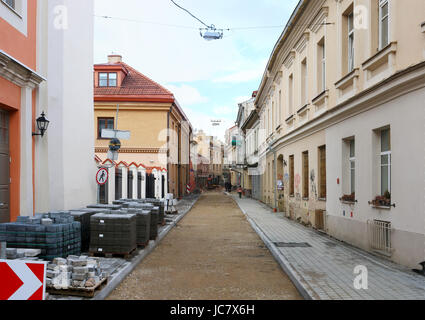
107;191;302;300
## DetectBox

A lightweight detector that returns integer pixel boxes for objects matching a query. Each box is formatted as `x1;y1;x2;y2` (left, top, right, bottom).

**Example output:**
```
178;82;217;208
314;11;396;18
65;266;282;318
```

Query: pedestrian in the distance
237;186;243;198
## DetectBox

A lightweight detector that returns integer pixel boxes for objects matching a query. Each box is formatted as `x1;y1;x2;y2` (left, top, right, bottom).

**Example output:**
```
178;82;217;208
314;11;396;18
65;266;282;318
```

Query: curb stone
92;195;200;300
231;196;315;300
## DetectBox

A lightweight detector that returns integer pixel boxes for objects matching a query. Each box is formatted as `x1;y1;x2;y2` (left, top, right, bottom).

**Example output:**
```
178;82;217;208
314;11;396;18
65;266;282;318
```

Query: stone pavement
48;194;200;300
232;194;425;300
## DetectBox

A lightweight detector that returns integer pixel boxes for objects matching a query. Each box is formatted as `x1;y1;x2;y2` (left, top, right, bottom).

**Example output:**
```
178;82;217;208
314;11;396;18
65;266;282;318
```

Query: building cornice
95;147;168;154
0;50;45;88
269;61;425;152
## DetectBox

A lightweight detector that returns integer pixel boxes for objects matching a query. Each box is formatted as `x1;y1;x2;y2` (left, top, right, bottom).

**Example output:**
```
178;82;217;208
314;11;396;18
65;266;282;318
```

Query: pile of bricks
0;212;81;260
46;256;106;290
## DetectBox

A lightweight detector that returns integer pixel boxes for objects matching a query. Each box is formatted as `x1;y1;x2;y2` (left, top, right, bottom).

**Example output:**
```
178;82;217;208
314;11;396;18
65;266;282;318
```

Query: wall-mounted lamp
283;160;288;167
32;111;50;137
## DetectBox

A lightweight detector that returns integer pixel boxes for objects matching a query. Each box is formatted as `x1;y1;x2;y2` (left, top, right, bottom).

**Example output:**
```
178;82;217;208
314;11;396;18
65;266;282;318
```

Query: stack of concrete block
87;204;122;210
69;209;102;252
149;207;159;240
0;212;81;261
126;209;151;246
89;213;137;255
144;199;165;224
46;256;105;290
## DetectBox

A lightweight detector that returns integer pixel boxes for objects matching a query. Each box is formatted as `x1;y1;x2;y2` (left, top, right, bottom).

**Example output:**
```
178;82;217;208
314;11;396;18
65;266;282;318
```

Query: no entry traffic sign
0;260;47;300
96;168;109;185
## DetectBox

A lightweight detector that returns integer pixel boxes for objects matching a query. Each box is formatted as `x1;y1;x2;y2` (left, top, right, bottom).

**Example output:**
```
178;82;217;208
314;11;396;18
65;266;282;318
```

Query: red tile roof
94;62;174;99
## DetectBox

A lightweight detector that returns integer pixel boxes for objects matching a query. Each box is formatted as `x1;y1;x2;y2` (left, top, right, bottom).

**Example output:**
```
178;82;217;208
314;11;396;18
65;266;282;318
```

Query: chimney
108;54;122;64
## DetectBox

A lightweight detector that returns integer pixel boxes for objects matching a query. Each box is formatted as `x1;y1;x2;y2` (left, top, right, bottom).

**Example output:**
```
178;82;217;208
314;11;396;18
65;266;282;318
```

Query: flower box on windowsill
368;196;395;209
339;193;356;204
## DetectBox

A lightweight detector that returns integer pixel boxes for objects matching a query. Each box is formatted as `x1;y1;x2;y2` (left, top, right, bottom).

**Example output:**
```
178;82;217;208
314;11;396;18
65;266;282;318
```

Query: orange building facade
0;0;44;223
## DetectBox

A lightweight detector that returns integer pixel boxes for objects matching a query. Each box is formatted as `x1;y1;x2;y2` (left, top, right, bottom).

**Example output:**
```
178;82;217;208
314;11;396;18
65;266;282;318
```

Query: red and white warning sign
96;168;109;185
0;260;47;300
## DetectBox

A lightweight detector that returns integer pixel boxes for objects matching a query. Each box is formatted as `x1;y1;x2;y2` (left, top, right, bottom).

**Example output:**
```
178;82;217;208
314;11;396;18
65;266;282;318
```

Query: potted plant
369;191;392;207
340;192;356;203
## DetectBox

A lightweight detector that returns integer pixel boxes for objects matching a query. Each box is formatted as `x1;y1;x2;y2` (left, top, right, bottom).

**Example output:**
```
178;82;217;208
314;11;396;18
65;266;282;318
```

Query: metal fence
367;220;392;254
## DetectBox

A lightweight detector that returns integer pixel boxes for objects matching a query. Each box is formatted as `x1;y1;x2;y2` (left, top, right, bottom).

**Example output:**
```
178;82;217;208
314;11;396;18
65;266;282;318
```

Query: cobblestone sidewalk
232;195;425;300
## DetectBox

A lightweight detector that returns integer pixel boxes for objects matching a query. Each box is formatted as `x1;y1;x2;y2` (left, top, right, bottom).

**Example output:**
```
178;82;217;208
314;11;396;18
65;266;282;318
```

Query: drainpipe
167;108;170;196
268;142;278;212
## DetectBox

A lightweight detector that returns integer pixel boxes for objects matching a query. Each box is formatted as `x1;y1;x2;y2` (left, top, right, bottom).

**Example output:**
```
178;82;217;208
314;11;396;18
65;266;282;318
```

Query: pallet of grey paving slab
89;213;136;256
47;277;108;298
86;204;122;210
149;211;158;240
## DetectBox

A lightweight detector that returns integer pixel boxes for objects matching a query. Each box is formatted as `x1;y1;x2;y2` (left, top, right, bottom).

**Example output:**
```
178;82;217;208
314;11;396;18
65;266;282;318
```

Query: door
115;168;122;200
146;173;155;198
127;170;133;199
0;110;10;223
161;175;165;198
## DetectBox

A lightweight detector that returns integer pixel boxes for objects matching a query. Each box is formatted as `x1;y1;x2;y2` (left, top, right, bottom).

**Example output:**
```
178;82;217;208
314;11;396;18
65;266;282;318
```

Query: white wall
35;0;96;212
326;86;425;268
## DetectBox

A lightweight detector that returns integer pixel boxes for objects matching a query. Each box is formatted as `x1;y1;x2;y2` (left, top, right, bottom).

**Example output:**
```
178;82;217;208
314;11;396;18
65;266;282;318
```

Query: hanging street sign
101;129;130;140
96;168;109;185
0;260;47;300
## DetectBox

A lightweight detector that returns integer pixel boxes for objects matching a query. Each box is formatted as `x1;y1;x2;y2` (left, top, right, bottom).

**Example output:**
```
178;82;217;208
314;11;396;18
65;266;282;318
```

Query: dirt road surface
107;192;302;300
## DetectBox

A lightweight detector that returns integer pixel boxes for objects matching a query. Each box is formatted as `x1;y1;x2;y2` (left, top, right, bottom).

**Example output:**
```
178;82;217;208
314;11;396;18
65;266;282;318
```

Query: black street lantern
32;111;50;137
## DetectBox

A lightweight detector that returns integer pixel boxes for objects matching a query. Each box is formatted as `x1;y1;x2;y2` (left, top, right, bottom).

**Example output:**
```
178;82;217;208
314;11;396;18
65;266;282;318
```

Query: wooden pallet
47;277;108;298
137;240;149;248
89;247;137;259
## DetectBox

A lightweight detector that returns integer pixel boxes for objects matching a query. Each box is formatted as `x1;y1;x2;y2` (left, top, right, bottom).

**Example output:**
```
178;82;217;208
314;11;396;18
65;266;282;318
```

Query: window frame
97;117;115;140
98;72;118;87
380;128;391;195
302;151;309;199
348;12;355;73
379;0;389;50
349;139;356;195
321;41;326;92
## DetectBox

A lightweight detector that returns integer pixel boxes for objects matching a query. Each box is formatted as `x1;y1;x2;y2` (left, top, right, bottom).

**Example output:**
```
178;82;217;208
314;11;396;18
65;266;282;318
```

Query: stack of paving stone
123;203;158;240
125;208;151;246
0;212;81;261
89;213;137;255
86;204;122;210
46;256;106;290
69;209;103;252
144;199;165;224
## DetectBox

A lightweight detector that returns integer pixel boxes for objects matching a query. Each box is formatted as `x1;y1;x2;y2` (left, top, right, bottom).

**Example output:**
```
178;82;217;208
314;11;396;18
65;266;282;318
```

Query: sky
94;0;299;141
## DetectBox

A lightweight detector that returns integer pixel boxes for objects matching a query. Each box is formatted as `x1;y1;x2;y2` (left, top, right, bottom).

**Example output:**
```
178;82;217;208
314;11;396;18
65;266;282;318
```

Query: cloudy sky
94;0;299;140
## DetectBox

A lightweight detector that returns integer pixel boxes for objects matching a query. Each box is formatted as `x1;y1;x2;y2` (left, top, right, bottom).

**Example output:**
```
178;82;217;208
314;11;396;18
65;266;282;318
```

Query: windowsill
1;0;22;18
289;195;295;198
335;68;359;90
362;42;397;72
285;114;295;124
297;104;310;115
318;198;326;202
340;200;357;205
312;89;328;106
302;197;309;201
370;205;392;210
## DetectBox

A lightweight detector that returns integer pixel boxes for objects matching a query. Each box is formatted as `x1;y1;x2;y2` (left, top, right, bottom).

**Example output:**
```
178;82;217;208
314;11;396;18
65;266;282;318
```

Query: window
317;38;326;92
301;58;308;105
99;72;117;87
348;12;355;72
380;128;391;195
289;155;294;196
98;118;114;139
379;0;389;49
288;74;294;116
349;140;355;194
319;146;327;199
278;90;282;126
3;0;15;9
302;151;309;199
